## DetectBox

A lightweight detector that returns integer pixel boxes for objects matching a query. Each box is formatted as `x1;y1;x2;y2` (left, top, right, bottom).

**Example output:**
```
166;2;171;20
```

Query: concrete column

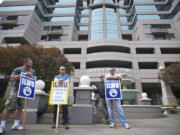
80;44;87;76
135;79;143;105
69;76;75;104
116;3;122;39
160;80;177;105
88;8;92;40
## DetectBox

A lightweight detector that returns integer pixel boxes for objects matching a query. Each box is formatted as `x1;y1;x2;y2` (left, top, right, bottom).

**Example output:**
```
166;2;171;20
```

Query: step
0;105;163;124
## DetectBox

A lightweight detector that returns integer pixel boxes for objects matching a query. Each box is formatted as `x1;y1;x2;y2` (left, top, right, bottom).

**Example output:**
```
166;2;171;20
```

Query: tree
161;62;180;88
0;45;74;94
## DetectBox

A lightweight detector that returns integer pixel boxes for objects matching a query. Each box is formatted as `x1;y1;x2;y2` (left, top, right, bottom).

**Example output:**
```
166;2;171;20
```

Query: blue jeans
106;99;128;126
53;105;68;125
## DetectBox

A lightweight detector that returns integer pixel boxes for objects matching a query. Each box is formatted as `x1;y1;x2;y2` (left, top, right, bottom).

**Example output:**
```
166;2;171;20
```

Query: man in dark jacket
92;75;109;124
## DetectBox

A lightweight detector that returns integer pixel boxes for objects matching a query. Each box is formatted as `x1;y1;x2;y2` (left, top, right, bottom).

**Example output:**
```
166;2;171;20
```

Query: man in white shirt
105;67;130;129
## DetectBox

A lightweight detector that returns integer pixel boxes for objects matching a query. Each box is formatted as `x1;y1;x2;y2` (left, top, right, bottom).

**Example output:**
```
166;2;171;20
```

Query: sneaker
110;123;114;128
11;124;23;131
0;126;4;135
63;124;70;130
125;124;131;129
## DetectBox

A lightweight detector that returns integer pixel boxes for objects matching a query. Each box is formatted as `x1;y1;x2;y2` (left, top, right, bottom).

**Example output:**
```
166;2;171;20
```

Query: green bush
0;45;74;94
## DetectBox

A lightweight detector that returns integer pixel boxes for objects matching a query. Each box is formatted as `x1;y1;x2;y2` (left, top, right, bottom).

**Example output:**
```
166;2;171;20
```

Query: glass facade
80;17;89;23
3;0;25;1
0;0;179;42
79;26;88;31
55;0;76;5
0;5;35;11
118;0;180;32
106;8;119;39
93;0;103;4
134;0;166;2
91;8;104;40
81;9;89;14
51;17;74;22
53;7;76;14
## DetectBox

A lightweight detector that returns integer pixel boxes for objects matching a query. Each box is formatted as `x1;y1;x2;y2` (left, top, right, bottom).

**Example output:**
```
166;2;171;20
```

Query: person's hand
92;85;97;90
26;72;32;77
59;79;64;83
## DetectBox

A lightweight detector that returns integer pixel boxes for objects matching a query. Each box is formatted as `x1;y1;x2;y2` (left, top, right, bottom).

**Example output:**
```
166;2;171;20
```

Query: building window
53;7;76;14
51;17;74;22
138;62;158;69
13;24;25;30
79;26;88;31
91;8;104;40
106;8;120;39
41;35;48;41
136;48;154;54
44;25;70;31
63;48;81;54
145;33;175;40
0;5;35;11
93;0;103;4
72;62;80;69
41;34;68;41
0;24;25;30
161;48;180;54
137;15;160;20
80;17;89;23
122;34;132;41
81;9;89;14
55;0;76;5
143;24;171;29
78;35;88;41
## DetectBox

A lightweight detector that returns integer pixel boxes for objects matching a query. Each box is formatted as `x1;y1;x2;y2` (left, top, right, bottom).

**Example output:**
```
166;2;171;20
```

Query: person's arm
10;68;21;81
92;85;97;89
66;75;71;83
106;76;121;80
54;76;61;82
10;74;21;81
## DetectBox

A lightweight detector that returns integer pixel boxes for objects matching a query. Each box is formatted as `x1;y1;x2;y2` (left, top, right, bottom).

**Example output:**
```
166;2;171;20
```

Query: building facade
0;0;180;104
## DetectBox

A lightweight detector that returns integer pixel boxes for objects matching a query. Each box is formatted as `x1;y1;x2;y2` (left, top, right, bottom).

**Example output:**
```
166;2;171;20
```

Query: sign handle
22;98;28;135
112;99;117;129
56;105;60;133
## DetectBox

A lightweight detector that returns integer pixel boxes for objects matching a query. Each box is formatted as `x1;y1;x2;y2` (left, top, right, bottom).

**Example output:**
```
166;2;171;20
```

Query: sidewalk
3;114;180;135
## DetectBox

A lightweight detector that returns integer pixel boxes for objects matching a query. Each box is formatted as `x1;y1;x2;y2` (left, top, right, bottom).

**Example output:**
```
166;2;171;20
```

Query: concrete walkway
3;114;180;135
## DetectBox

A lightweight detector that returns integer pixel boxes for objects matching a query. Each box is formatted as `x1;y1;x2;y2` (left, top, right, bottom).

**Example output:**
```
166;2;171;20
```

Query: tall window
106;8;119;39
91;8;104;40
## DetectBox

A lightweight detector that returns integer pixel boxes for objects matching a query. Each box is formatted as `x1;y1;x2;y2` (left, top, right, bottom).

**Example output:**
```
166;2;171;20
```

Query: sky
0;0;3;4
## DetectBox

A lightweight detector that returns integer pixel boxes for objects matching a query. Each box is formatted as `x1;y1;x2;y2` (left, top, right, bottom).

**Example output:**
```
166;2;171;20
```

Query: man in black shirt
92;75;109;124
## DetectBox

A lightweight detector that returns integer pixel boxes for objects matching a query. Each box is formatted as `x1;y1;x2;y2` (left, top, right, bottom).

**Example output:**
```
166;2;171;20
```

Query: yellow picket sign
49;81;69;133
49;81;69;105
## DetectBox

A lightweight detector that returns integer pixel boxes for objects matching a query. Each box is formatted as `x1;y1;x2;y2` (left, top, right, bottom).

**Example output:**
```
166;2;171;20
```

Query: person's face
24;60;33;68
60;69;66;74
109;69;115;75
100;76;104;82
